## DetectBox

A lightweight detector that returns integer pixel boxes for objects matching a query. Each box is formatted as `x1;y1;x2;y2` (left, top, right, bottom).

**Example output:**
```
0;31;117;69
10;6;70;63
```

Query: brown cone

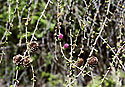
29;41;38;52
76;58;84;67
13;54;23;65
23;56;32;67
87;56;98;65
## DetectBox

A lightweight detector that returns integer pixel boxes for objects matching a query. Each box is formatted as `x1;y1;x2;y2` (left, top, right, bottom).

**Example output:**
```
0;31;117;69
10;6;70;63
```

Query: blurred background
0;0;124;87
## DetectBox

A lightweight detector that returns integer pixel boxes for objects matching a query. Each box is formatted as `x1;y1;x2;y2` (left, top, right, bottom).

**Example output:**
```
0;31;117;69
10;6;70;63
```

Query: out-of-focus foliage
0;0;124;87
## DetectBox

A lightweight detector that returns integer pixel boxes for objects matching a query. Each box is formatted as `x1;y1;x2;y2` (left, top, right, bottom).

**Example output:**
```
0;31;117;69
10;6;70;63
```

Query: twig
30;0;51;43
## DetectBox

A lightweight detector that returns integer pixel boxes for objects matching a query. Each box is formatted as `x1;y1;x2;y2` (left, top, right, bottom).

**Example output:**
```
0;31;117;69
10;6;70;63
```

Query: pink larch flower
64;43;69;48
59;34;64;39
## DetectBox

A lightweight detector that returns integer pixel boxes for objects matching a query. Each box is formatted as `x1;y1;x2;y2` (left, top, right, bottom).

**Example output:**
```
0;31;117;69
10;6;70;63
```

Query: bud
64;43;69;48
13;54;23;65
59;34;64;39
